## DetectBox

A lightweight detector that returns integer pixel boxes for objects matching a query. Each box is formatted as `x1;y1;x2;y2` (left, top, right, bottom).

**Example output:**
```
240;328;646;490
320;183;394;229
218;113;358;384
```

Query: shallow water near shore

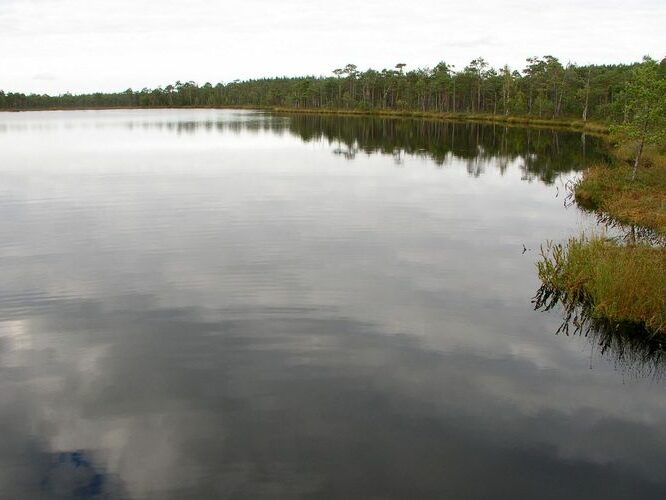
0;109;664;499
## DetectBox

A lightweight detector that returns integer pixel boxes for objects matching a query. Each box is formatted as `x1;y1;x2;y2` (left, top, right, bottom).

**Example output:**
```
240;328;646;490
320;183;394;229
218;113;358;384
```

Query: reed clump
536;236;666;335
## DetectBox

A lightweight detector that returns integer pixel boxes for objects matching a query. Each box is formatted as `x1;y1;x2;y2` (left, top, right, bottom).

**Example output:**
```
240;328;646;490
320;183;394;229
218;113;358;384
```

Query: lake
0;109;664;499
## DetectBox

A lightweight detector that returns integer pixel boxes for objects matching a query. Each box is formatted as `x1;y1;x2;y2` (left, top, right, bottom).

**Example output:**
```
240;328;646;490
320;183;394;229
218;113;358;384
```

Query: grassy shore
575;145;666;235
538;144;665;336
537;237;665;335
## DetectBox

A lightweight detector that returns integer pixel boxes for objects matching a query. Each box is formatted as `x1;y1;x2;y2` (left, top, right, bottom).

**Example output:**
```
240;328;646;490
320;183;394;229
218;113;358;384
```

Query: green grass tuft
536;236;666;335
575;148;666;235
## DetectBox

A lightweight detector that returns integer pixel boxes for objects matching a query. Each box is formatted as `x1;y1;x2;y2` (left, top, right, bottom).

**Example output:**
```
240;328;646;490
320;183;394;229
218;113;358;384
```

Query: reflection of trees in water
99;114;289;136
285;115;609;184
534;277;666;379
108;113;609;184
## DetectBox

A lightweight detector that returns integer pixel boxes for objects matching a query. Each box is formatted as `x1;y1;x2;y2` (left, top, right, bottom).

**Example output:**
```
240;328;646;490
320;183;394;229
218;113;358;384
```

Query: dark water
0;109;663;499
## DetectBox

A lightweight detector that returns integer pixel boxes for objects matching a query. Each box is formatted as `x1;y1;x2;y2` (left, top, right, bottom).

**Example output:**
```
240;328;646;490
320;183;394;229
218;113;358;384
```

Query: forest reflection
68;112;609;184
286;114;610;183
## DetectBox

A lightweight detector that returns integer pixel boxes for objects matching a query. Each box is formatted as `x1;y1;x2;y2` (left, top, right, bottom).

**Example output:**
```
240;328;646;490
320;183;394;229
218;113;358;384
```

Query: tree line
1;56;664;123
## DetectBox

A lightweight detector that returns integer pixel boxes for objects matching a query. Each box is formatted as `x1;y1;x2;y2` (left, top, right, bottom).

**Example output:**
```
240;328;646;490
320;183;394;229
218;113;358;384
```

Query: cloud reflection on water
0;109;663;498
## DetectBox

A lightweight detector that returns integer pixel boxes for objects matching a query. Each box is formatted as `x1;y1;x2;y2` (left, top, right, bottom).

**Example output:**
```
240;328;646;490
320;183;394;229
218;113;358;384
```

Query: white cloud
0;0;664;94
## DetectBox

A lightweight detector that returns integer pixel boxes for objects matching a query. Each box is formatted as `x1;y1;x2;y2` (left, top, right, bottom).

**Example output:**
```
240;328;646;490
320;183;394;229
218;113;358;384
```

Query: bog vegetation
536;237;666;335
572;56;666;236
2;56;665;126
575;150;666;235
537;56;666;335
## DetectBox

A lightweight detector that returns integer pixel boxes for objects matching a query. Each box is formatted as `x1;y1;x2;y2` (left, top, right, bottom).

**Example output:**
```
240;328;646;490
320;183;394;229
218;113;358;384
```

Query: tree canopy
1;56;663;125
610;57;666;176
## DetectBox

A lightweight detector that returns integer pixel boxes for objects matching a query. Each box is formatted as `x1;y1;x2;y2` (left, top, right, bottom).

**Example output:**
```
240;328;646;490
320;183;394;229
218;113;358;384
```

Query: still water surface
0;109;664;498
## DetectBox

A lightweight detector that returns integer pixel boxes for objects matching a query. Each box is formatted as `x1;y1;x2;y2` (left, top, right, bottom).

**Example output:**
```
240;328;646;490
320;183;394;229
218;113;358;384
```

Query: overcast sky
1;0;664;95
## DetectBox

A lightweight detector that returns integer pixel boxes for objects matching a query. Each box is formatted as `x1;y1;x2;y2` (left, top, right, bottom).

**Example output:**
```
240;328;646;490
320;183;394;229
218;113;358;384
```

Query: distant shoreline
0;105;260;113
271;108;610;134
0;106;610;135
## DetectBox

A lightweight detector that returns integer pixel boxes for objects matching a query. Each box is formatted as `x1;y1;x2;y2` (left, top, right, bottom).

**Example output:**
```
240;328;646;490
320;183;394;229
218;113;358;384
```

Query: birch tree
612;57;666;179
